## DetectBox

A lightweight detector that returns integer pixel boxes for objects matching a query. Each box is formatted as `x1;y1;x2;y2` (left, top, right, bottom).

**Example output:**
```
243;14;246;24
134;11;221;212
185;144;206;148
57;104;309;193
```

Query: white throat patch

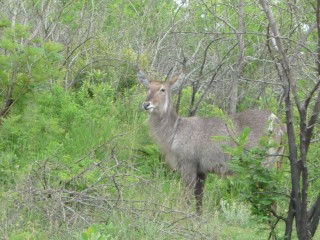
163;93;169;113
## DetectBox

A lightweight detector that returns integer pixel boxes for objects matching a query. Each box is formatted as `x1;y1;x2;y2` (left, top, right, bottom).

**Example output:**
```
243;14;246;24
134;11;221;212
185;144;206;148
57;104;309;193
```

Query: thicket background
0;0;319;239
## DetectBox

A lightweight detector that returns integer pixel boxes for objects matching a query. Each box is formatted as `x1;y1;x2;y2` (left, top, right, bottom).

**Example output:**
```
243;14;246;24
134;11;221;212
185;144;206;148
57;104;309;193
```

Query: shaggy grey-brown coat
138;70;285;213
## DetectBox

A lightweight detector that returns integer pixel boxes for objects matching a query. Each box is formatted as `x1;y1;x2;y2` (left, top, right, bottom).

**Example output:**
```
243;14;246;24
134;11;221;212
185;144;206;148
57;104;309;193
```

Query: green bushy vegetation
1;75;305;239
0;46;318;239
1;1;320;239
0;58;281;239
0;78;274;239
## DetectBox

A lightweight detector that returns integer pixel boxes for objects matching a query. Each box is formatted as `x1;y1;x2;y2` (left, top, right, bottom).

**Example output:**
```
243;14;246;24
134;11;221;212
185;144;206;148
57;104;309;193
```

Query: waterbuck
138;70;285;213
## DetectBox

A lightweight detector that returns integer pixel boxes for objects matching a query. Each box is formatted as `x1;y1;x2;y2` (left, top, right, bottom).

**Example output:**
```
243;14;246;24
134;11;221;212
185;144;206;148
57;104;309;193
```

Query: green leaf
238;127;251;146
0;18;10;28
1;36;18;51
0;70;9;84
44;41;64;53
13;24;30;39
211;135;231;142
80;233;89;240
0;55;12;70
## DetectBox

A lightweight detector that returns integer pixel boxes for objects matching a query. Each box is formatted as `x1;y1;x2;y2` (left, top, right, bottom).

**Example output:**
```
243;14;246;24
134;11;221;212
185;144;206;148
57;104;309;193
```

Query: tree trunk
260;0;320;239
229;0;245;114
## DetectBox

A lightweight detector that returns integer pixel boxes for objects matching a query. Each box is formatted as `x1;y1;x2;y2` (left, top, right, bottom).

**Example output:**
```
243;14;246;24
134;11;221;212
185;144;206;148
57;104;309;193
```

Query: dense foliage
0;0;319;239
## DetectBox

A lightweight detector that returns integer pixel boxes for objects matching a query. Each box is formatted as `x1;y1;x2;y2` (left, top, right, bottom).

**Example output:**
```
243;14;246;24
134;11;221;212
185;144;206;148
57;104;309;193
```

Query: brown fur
138;71;286;213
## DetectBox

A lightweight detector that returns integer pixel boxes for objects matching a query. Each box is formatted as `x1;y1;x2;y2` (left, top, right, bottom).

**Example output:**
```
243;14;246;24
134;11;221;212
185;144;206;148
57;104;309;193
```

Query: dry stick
63;161;104;188
70;58;131;88
191;42;238;116
188;38;223;117
230;0;246;114
60;37;95;69
74;132;128;164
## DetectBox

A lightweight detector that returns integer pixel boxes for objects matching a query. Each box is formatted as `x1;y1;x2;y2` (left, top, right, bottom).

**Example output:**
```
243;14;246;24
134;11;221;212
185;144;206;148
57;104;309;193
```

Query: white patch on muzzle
146;103;155;113
143;102;155;113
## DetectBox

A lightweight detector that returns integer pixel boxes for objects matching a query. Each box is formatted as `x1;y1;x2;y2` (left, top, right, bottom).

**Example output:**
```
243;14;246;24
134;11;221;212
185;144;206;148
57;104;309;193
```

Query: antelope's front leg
181;165;204;214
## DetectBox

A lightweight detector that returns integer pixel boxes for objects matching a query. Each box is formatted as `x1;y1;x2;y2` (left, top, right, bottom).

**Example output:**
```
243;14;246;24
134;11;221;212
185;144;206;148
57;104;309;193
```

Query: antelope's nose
143;102;150;110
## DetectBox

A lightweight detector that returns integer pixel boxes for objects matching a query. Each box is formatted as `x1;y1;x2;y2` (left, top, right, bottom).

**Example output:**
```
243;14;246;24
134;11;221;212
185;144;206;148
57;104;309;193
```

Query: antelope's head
137;70;185;115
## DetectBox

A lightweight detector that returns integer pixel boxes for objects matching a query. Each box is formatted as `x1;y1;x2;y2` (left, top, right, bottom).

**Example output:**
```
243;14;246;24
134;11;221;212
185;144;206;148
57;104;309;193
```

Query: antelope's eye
160;88;166;92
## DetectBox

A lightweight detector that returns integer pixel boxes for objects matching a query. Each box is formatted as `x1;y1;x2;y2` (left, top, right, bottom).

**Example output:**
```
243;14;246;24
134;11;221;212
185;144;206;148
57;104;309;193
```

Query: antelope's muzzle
143;102;154;112
143;102;150;110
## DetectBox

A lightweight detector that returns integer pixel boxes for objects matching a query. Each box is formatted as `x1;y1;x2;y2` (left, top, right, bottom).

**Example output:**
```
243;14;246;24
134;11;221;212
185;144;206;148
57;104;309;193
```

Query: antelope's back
232;109;284;147
169;109;285;174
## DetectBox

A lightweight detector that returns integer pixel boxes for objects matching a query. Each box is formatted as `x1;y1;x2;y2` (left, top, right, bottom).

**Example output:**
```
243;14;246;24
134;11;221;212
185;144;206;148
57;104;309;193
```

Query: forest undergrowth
0;83;282;240
1;0;320;239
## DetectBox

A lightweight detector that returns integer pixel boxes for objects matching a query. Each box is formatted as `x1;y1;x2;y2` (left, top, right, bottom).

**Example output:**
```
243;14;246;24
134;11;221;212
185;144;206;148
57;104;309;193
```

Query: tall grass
0;81;311;239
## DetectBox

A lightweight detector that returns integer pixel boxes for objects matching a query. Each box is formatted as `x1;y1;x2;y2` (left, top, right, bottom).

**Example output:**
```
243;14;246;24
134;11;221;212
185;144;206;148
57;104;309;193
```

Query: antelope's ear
137;70;150;88
170;73;185;92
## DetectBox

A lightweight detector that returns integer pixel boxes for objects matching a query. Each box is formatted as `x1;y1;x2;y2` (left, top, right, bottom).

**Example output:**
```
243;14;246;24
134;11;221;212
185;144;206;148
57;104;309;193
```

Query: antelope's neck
148;109;179;149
